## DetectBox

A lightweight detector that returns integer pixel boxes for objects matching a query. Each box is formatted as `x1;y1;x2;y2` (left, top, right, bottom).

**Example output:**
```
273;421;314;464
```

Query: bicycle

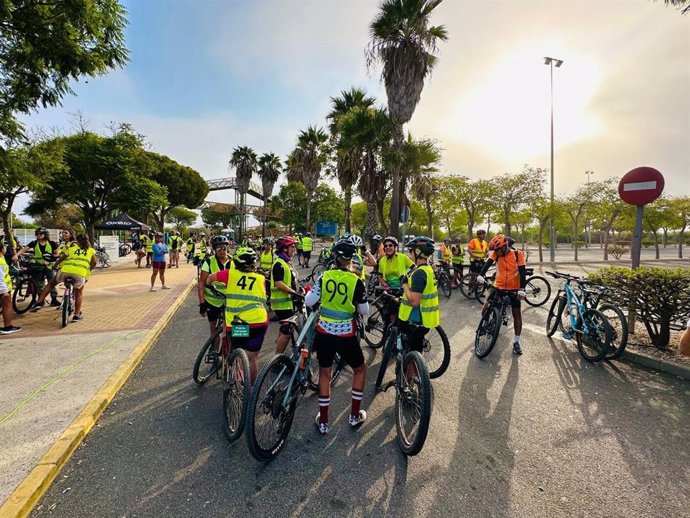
365;271;379;296
10;257;39;314
60;276;76;328
191;286;250;443
434;264;453;299
245;306;321;461
119;242;132;257
94;247;111;270
544;272;613;362
475;268;551;307
473;285;514;359
311;257;334;279
374;321;432;456
366;289;450;378
460;262;491;299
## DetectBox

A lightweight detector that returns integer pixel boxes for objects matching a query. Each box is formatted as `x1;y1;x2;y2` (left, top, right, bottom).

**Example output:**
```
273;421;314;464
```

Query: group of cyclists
0;227;98;333
193;226;528;437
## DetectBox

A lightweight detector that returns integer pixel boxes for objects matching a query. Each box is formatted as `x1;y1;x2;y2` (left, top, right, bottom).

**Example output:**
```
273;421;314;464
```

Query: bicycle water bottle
299;347;308;370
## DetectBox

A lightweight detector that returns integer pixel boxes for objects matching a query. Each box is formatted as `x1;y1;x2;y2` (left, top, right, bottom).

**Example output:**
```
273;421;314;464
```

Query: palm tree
258;152;281;237
410;171;440;237
327;87;375;233
229;145;257;241
293;126;329;233
368;0;447;237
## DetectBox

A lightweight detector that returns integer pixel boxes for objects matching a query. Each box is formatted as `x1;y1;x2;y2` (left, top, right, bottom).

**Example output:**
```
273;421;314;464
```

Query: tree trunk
679;227;686;258
365;200;377;238
344;185;353;234
389;124;404;238
425;196;433;237
537;223;544;263
573;219;580;262
306;197;312;235
486;214;491;235
653;231;660;259
376;199;386;234
662;229;668;248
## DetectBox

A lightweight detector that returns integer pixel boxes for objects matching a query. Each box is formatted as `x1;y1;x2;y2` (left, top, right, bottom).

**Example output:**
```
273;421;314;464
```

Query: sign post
400;206;410;245
618;166;665;334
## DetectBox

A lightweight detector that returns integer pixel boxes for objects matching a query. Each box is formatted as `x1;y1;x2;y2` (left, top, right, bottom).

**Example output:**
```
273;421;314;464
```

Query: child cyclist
205;246;268;382
305;239;369;434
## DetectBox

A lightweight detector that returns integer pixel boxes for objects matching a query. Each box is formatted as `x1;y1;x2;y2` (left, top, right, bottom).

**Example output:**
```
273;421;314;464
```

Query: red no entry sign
618;167;664;206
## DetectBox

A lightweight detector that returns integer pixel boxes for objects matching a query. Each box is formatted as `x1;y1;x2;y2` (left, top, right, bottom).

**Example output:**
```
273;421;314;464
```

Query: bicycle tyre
459;273;476;299
575;309;611;362
311;262;327;279
395;350;431;456
306;351;319;392
61;293;69;328
363;302;387;349
524;275;551;307
598;303;629;360
222;348;250;443
474;306;501;359
330;352;346;387
366;274;379;296
545;293;565;337
12;278;38;314
192;324;223;385
375;330;397;390
422;326;451;379
246;354;297;461
438;272;452;298
475;281;490;304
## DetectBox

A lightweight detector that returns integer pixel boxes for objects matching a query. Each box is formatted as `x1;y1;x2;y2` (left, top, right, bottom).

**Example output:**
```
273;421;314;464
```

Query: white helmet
347;234;364;248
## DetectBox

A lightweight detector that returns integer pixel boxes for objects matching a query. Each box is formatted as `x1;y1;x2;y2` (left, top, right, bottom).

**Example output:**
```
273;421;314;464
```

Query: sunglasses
215;245;228;251
384;244;395;249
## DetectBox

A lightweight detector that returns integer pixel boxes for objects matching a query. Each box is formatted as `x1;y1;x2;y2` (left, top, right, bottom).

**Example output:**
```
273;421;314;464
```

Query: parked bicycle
544;271;613;362
94;246;111;270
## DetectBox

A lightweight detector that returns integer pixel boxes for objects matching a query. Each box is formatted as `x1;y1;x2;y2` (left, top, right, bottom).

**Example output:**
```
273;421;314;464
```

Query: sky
16;0;690;217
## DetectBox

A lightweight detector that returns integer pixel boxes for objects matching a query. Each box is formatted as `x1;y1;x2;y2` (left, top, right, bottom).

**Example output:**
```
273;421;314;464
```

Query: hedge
588;266;690;348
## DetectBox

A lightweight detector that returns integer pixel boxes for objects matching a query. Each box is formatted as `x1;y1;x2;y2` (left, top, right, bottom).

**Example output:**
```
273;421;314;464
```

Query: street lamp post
545;56;563;263
585;170;594;247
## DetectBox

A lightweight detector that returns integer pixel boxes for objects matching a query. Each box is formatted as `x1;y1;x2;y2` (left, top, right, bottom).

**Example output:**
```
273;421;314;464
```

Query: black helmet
211;235;229;248
233;246;257;271
405;236;435;257
332;239;356;261
382;236;398;247
35;227;48;235
476;229;486;236
506;236;516;247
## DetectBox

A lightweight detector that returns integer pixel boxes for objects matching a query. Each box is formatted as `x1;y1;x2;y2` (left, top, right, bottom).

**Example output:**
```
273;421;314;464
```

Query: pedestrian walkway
0;258;197;513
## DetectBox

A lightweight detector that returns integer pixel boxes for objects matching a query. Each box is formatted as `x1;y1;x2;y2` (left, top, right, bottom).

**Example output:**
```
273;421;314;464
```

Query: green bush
588;266;690;348
608;245;628;260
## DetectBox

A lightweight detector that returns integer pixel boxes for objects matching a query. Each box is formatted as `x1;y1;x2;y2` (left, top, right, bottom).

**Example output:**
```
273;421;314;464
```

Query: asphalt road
31;267;690;518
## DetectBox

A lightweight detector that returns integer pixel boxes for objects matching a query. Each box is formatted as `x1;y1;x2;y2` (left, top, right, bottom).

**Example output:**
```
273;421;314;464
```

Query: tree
367;0;447;237
200;207;237;230
229;146;257;241
588;178;626;260
258;152;281;237
529;196;552;262
0;0;129;144
32;203;83;230
399;134;442;211
493;166;546;236
668;196;690;258
563;183;600;261
312;184;345;226
643;197;672;260
168;206;198;233
327;87;376;233
273;182;308;233
660;0;690;15
293;126;329;233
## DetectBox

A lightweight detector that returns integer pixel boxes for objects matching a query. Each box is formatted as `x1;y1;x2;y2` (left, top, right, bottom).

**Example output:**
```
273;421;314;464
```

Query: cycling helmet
453;236;461;243
332;239;356;261
405;236;435;257
444;238;451;244
347;235;364;248
35;226;48;235
306;232;312;237
263;237;274;245
233;246;257;271
372;234;383;242
382;236;398;247
199;232;206;237
488;234;508;251
275;235;298;250
476;229;486;235
211;235;229;248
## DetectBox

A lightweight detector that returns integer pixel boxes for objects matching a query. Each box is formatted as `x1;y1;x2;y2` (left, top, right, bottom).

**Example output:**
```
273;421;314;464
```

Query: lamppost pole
585;170;594;247
545;56;563;263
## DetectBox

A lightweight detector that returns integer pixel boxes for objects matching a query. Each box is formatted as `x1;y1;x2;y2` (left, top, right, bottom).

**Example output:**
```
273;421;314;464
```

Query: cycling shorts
314;332;364;369
56;271;86;289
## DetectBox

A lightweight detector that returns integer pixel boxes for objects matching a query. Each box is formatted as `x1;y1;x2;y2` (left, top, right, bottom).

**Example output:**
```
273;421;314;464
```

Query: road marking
623;181;656;191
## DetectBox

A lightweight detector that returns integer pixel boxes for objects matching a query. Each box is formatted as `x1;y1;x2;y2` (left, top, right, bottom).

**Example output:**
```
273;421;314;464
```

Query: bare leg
275;331;291;354
74;287;85;316
1;293;12;327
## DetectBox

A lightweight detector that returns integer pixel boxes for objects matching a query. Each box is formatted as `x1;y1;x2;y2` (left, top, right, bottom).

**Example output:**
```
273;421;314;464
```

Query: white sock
513;335;521;344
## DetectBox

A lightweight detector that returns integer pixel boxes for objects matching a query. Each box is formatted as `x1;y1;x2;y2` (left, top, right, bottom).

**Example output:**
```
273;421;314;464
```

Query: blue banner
316;221;337;235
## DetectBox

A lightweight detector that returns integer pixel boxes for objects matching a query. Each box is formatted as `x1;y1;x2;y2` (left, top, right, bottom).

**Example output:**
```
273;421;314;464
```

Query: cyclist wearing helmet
185;233;195;263
372;234;384;260
396;236;440;356
305;239;369;434
439;238;453;269
259;237;274;272
347;234;376;280
206;246;268;381
451;237;466;287
376;236;413;290
193;232;208;266
12;227;60;306
145;230;155;268
477;234;526;355
271;235;302;354
301;232;314;268
199;235;233;340
468;229;489;274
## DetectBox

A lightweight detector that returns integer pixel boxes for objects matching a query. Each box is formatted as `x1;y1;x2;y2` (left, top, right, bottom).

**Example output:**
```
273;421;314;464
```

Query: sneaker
315;412;329;435
149;287;157;292
72;314;83;322
513;342;523;355
49;299;61;307
1;326;22;335
349;410;367;428
30;301;45;313
161;285;171;290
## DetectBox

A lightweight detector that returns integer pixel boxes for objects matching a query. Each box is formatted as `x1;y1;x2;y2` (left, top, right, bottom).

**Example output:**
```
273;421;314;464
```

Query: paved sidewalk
0;258;196;511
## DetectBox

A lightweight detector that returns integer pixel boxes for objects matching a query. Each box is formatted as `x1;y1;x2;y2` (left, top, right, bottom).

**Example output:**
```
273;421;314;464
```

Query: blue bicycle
545;271;612;362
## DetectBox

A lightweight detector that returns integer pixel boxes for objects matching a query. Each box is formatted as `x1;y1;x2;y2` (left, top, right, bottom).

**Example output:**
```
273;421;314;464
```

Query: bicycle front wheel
12;278;37;314
438;272;452;298
363;303;387;349
222;348;250;443
545;293;565;337
576;309;611;362
192;325;223;385
246;354;297;461
375;331;396;390
598;303;629;360
474;306;501;359
459;273;476;299
395;351;431;456
524;276;551;307
61;294;70;328
422;326;451;379
311;262;327;279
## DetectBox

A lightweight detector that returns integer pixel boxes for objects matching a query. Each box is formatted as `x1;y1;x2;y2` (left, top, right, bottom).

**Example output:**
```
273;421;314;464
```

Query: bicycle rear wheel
598;303;629;360
246;354;297;461
311;262;327;279
475;282;490;304
222;348;250;443
545;293;565;337
459;273;476;299
422;326;451;379
395;351;431;456
375;331;396;390
363;302;387;349
576;309;611;362
12;278;37;314
61;291;70;328
474;306;501;359
524;275;551;307
330;352;346;387
192;324;223;385
438;272;452;298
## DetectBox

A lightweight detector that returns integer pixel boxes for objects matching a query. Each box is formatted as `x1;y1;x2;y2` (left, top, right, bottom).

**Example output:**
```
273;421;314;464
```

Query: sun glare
445;46;603;162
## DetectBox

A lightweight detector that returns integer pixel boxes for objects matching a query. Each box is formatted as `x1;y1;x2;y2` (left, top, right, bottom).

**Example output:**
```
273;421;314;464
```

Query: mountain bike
119;242;132;257
434;264;453;299
10;257;39;314
473;285;513;358
191;286;250;443
374;322;432;456
94;246;111;270
60;276;76;328
245;306;320;461
544;271;613;362
311;257;334;279
475;268;551;307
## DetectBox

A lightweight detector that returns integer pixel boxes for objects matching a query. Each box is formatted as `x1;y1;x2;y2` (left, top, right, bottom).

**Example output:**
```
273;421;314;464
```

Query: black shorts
492;289;522;309
397;319;430;353
206;304;223;322
302;251;311;260
314;332;364;369
469;260;484;274
274;309;295;321
230;324;268;353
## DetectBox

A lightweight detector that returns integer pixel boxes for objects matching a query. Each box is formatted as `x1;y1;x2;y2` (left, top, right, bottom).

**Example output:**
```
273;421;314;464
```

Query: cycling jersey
468;238;488;260
270;256;296;311
316;269;366;336
439;244;452;263
398;265;440;328
185;238;194;252
215;268;268;326
201;255;231;307
489;248;526;291
61;244;95;278
377;253;414;289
